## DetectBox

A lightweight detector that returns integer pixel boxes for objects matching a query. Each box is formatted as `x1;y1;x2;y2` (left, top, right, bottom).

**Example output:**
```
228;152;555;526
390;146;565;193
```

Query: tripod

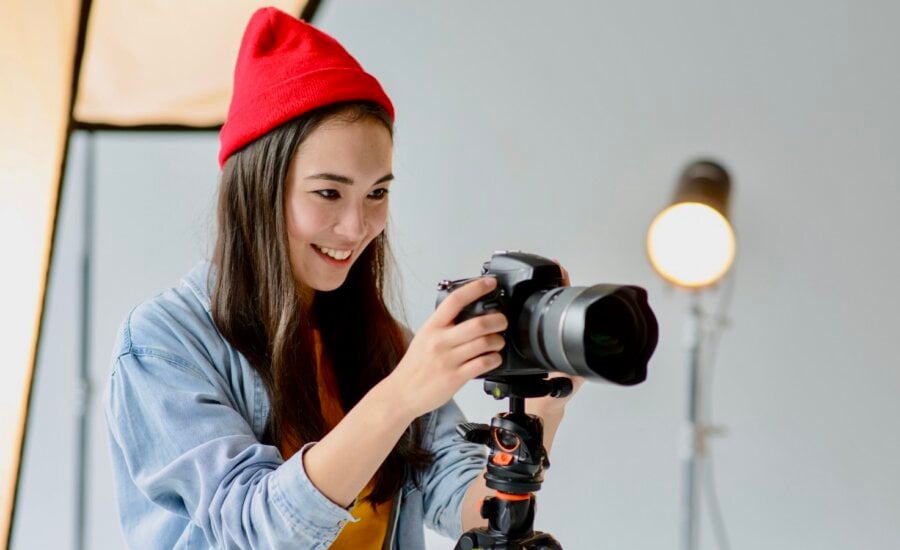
454;375;572;550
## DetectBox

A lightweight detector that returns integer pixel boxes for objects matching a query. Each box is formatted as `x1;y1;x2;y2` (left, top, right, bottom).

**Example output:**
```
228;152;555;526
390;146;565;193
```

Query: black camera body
437;251;565;378
436;251;657;385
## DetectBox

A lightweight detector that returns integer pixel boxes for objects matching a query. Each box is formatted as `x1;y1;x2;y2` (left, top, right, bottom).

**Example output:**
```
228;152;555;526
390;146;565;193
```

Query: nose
334;202;368;242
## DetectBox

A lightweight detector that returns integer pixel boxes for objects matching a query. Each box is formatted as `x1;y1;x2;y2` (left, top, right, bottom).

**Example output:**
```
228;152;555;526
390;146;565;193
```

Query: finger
449;333;505;365
458;352;503;380
552;258;571;286
430;277;498;327
445;312;508;344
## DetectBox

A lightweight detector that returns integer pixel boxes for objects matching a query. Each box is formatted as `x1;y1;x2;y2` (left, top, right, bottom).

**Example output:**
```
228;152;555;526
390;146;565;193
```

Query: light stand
646;159;735;550
682;292;702;550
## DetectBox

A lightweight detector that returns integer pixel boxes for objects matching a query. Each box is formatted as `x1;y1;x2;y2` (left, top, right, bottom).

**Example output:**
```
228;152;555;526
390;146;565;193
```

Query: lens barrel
521;285;658;384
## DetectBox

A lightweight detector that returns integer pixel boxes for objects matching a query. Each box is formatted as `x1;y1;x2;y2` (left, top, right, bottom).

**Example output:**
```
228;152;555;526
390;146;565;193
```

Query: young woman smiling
104;8;580;549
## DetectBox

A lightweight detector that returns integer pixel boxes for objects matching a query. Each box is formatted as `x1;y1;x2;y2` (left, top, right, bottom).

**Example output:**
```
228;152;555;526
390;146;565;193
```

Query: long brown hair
211;101;432;505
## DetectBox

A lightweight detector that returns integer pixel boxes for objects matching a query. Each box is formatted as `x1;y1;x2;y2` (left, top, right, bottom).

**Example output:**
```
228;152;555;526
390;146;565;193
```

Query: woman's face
284;117;393;295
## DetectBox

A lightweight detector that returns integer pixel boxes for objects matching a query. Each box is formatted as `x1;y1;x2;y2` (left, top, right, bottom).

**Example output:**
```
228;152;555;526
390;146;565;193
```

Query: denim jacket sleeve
418;398;488;539
105;306;355;549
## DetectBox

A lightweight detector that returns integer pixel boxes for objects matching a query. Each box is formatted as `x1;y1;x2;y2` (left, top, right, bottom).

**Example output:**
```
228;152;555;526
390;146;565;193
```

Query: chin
315;277;349;293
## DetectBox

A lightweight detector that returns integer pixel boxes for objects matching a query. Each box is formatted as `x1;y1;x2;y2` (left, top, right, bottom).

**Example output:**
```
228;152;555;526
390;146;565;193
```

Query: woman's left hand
526;259;585;420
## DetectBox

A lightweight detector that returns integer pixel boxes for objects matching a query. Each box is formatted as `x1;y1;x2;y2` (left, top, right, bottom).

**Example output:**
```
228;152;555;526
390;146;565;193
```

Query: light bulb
646;202;735;289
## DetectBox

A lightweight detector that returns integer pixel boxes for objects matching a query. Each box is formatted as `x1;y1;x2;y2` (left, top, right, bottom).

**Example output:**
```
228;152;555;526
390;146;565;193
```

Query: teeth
315;245;352;260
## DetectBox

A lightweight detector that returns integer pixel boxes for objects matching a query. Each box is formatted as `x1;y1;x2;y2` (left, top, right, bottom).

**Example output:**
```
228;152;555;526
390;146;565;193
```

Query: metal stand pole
75;130;95;550
682;292;703;550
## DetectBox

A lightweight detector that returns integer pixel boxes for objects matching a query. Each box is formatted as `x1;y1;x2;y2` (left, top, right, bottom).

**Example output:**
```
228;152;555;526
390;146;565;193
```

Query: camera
436;251;658;384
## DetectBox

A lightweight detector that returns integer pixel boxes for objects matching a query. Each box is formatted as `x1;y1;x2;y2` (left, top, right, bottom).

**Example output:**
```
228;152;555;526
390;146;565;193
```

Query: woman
105;7;580;549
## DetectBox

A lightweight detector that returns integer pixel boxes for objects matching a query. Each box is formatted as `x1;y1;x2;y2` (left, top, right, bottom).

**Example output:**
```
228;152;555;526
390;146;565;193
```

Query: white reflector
0;0;80;542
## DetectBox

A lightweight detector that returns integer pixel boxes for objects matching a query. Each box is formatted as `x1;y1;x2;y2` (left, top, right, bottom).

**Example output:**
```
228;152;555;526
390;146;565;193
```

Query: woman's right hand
386;277;508;419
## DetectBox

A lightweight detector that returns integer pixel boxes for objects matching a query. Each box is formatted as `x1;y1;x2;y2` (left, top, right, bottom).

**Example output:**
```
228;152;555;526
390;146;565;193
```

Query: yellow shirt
279;331;393;548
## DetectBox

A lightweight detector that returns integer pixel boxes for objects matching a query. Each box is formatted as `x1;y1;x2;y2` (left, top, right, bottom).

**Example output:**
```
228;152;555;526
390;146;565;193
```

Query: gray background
12;0;900;548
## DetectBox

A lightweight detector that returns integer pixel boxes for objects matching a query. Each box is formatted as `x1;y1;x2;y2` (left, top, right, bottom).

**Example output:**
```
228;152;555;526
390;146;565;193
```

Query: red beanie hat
218;7;395;167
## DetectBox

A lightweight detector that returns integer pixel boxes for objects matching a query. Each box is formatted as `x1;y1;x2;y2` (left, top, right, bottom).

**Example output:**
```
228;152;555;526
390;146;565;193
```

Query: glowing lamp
647;160;735;289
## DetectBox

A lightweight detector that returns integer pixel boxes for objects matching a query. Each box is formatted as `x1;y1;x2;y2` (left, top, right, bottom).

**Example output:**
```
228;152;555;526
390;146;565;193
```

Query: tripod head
458;375;572;493
455;375;571;549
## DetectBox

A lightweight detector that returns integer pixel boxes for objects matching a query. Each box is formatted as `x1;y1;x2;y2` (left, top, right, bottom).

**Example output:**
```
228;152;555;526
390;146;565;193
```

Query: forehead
293;117;393;170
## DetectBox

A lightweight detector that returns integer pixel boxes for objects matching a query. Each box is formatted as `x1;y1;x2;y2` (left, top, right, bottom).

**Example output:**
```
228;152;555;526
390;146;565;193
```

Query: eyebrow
305;172;394;186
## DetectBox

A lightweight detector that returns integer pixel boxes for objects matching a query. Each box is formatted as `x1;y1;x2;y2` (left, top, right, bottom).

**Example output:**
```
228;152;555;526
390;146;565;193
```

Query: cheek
286;200;330;244
368;205;389;237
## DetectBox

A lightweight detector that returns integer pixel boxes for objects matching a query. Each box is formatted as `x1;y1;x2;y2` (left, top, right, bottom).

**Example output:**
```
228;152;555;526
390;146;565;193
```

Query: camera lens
579;288;656;384
522;285;657;384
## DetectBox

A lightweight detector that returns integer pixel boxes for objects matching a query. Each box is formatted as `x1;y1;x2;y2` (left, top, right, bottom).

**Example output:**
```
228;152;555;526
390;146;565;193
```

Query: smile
312;244;353;262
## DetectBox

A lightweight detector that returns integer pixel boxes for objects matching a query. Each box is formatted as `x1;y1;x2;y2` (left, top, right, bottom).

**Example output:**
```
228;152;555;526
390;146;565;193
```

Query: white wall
13;1;900;549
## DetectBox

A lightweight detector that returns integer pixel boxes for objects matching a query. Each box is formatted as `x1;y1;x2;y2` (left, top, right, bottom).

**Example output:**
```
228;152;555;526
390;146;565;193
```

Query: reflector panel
0;0;80;544
74;0;306;127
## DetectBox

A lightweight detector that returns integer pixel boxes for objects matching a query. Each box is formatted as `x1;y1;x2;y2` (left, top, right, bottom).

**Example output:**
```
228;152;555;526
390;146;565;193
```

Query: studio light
647;160;735;289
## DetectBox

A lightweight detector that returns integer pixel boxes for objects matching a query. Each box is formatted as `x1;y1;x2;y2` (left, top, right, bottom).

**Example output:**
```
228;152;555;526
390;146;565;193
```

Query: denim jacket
104;261;487;549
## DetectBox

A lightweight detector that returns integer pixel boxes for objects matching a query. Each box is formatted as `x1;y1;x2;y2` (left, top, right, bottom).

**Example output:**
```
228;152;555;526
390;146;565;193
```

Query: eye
314;189;340;200
369;188;389;200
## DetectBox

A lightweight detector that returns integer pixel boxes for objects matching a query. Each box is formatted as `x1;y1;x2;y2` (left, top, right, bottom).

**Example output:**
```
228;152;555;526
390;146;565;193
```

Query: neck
296;281;317;312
